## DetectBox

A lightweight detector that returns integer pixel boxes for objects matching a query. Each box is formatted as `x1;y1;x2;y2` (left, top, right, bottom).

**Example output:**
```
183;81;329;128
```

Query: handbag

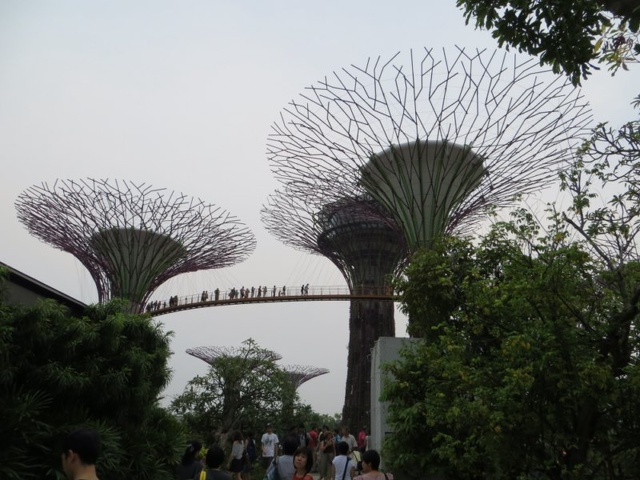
263;457;280;480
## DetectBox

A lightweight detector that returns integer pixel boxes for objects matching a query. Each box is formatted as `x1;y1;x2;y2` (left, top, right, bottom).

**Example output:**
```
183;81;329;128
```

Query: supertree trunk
343;298;395;430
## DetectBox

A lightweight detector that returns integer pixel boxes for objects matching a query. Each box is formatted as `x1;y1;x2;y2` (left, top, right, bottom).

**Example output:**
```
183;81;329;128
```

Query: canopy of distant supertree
267;47;592;248
15;178;256;311
282;364;330;389
186;345;282;366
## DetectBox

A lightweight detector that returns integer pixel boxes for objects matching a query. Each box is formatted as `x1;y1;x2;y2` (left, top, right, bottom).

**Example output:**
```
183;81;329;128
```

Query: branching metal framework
262;188;407;290
185;346;283;366
282;365;330;389
15;178;256;312
267;47;592;250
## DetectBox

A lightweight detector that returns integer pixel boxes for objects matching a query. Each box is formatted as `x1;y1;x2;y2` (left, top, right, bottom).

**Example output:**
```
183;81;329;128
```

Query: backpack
263;457;280;480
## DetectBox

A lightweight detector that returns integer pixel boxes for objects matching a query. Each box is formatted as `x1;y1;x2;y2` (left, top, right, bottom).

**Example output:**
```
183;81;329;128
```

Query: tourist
60;428;101;480
353;450;393;480
293;446;314;480
228;430;244;480
260;424;279;469
177;440;203;480
203;445;232;480
332;441;356;480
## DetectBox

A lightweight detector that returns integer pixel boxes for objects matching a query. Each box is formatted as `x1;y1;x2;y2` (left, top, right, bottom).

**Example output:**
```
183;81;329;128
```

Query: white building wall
370;336;417;454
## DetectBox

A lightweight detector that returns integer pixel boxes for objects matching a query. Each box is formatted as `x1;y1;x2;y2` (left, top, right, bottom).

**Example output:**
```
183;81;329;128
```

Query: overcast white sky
1;1;638;416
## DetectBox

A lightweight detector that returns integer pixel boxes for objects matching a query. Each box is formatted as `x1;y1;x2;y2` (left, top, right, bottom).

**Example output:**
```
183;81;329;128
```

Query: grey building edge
1;261;87;316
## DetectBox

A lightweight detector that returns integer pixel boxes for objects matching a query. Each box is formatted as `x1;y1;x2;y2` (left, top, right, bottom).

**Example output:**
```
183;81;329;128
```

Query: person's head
336;441;349;456
266;424;273;434
361;450;381;472
341;426;350;436
61;429;101;478
282;434;299;456
231;430;243;442
293;446;313;474
206;445;226;469
297;422;305;433
181;440;203;465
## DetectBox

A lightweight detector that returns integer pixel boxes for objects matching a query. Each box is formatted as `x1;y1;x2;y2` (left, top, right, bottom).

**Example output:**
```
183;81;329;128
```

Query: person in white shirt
260;425;279;469
341;427;357;454
332;441;356;480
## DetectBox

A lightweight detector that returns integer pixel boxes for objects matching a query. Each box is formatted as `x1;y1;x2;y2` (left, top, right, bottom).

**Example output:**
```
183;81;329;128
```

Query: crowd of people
59;423;391;480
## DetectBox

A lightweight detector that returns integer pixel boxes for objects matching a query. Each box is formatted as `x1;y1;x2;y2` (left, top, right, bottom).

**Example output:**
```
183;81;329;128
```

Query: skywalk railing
145;284;396;315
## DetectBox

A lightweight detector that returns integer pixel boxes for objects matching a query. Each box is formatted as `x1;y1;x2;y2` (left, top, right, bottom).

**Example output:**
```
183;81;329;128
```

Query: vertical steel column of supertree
262;188;408;430
266;47;592;429
15;178;256;313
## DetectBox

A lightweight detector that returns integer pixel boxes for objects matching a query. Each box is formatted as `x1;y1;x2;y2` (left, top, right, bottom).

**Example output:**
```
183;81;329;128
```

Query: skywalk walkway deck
147;285;396;316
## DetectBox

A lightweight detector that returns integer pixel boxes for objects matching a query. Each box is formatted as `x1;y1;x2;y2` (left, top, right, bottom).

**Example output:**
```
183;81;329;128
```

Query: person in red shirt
357;427;367;453
308;427;319;472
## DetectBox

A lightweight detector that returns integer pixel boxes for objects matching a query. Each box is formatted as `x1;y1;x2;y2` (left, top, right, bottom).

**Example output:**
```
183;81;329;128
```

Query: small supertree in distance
262;187;408;430
15;178;256;313
182;340;289;439
268;47;593;251
266;47;592;429
282;364;330;390
186;345;283;366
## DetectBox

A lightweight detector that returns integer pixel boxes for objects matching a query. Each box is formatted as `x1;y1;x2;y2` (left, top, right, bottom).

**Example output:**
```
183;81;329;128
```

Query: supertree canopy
264;47;591;431
267;47;592;250
15;178;256;312
282;365;330;390
263;188;407;291
186;345;283;365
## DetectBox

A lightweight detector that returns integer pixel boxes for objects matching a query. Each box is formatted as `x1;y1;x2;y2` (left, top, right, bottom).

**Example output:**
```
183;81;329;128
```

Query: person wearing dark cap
60;428;101;480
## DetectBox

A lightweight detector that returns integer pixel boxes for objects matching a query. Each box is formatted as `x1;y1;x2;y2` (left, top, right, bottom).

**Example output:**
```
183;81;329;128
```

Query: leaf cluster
384;102;640;479
456;0;640;85
0;297;185;480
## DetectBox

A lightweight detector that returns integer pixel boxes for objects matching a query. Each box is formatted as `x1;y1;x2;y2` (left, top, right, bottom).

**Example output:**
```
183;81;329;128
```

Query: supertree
267;47;592;250
184;341;288;440
265;47;592;429
282;365;330;389
15;178;256;313
262;188;408;431
186;345;283;365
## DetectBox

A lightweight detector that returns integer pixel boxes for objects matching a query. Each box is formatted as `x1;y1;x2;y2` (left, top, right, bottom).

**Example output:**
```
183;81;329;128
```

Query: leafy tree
0;293;185;480
170;338;297;445
456;0;640;85
383;103;640;479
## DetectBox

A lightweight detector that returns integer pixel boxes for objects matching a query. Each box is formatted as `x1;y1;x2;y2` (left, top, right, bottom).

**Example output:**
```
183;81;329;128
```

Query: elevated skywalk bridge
147;284;396;316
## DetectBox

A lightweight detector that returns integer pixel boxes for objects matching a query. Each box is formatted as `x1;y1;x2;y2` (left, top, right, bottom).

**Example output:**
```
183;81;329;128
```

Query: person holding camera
317;425;336;480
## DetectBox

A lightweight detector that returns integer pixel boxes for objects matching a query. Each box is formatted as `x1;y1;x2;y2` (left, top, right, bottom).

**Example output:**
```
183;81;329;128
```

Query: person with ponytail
177;440;203;480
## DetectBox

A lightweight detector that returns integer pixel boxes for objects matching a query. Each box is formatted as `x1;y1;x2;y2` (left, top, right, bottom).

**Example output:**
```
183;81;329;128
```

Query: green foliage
0;297;185;479
170;338;297;445
384;103;640;478
456;0;640;85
